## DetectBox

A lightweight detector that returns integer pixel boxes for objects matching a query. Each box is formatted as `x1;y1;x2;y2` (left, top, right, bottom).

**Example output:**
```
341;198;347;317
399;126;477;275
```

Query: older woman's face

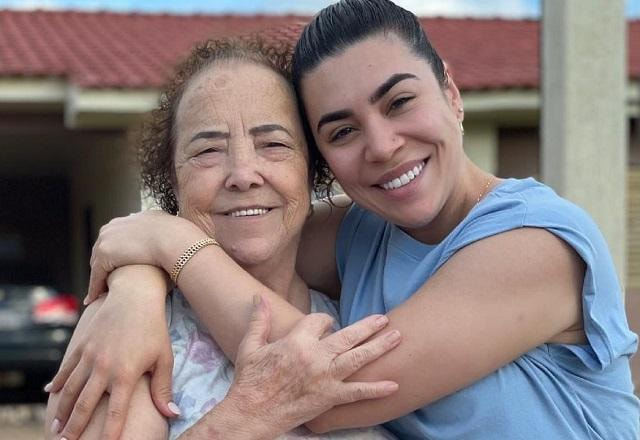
173;61;310;266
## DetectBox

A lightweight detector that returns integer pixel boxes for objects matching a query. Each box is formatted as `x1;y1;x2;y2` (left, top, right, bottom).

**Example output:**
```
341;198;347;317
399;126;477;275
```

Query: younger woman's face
300;33;465;238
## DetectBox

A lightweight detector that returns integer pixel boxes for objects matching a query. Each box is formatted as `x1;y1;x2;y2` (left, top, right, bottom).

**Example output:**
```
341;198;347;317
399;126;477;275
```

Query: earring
459;120;465;136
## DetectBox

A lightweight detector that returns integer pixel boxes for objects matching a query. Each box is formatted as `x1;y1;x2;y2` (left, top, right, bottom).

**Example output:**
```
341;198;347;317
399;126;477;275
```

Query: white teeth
381;161;425;190
229;208;269;217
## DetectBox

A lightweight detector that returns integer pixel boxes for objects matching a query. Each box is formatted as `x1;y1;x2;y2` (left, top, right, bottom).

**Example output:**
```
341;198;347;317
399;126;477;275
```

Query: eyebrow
248;124;291;137
316;109;354;133
316;73;418;133
188;124;291;144
369;73;418;104
189;130;229;144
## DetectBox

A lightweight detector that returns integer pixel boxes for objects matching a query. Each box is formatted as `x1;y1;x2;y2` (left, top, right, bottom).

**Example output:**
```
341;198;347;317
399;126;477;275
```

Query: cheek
277;166;311;230
176;168;217;213
175;180;219;238
320;149;358;186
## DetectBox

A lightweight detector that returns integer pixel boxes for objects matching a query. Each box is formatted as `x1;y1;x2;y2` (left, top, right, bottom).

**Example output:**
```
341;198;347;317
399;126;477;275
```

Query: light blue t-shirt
336;178;639;439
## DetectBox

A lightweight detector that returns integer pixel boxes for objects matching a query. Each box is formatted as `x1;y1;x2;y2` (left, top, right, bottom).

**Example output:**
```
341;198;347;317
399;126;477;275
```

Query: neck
242;245;310;313
409;157;496;244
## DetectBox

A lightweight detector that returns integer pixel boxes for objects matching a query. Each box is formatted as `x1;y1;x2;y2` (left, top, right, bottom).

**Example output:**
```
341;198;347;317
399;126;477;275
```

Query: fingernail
252;294;262;308
386;330;401;343
384;382;399;392
51;418;61;434
168;401;181;416
43;382;53;392
61;437;68;440
83;295;89;306
375;315;388;327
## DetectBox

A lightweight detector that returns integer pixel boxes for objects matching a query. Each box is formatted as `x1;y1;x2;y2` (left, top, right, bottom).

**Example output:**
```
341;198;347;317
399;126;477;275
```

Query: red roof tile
0;10;638;91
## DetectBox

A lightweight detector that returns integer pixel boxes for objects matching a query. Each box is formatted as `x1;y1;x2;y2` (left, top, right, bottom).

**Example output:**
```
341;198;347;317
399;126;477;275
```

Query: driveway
0;404;45;440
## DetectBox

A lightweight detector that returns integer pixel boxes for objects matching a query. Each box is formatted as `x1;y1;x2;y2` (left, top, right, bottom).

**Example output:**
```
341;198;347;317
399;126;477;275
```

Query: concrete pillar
541;0;628;288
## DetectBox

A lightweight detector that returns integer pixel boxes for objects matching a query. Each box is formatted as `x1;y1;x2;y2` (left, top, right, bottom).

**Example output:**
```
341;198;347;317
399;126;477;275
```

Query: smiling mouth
227;208;272;218
379;160;426;191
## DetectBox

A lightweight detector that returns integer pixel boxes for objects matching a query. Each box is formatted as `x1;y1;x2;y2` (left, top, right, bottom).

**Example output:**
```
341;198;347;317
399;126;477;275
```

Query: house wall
497;121;640;293
70;135;141;296
0;112;141;297
498;127;540;179
464;121;498;174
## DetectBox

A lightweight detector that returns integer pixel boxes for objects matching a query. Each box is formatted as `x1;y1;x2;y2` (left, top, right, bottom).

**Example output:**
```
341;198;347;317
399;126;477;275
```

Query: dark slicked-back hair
291;0;447;198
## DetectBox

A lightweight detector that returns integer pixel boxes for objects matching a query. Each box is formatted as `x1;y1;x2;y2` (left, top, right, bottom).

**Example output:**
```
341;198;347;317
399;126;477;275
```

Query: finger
47;347;82;393
85;263;108;305
57;373;108;440
292;312;335;339
89;237;98;268
52;358;93;431
322;314;389;354
332;329;401;378
336;380;399;405
99;379;137;440
150;347;179;418
237;295;272;359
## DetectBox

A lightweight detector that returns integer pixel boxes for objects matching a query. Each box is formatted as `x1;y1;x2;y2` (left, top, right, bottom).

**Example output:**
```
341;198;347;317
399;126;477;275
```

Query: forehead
176;60;297;128
300;34;437;111
311;33;427;77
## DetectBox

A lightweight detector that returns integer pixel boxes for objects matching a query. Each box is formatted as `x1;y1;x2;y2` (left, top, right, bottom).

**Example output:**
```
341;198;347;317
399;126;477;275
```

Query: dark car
0;284;78;403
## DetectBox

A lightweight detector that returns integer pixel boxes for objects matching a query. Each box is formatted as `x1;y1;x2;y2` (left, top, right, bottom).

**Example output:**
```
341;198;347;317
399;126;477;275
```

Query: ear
443;63;464;122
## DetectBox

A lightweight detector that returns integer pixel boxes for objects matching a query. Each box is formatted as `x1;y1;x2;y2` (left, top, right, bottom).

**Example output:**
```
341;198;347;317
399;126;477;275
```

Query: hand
47;265;175;440
211;296;401;437
86;210;206;304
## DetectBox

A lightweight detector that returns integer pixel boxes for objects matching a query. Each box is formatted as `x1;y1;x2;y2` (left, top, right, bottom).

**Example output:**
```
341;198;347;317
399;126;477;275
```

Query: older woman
45;39;399;439
50;0;639;438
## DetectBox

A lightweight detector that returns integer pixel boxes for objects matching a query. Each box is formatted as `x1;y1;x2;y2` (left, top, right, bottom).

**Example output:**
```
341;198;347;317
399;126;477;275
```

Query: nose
363;119;403;163
224;146;264;192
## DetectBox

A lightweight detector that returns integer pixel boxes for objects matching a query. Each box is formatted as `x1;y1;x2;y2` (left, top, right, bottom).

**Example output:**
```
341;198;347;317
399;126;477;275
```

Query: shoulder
486;178;596;230
501;179;611;265
451;178;605;255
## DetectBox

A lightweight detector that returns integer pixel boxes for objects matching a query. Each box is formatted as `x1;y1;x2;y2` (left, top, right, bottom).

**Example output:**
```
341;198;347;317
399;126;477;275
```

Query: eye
388;96;414;113
264;141;288;148
195;147;221;156
329;126;356;143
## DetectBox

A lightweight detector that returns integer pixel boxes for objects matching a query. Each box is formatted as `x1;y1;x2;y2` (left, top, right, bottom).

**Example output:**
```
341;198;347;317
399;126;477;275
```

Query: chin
369;202;437;229
224;240;277;267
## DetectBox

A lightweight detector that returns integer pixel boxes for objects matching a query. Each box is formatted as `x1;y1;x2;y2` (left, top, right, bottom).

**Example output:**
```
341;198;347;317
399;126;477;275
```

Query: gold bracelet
170;237;219;284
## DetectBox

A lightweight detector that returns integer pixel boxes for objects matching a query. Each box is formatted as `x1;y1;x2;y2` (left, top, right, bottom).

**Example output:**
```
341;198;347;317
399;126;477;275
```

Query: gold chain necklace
476;176;494;205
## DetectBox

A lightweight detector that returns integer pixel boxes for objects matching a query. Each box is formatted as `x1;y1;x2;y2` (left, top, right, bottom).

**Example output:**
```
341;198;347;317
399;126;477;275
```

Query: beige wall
464;121;498;174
